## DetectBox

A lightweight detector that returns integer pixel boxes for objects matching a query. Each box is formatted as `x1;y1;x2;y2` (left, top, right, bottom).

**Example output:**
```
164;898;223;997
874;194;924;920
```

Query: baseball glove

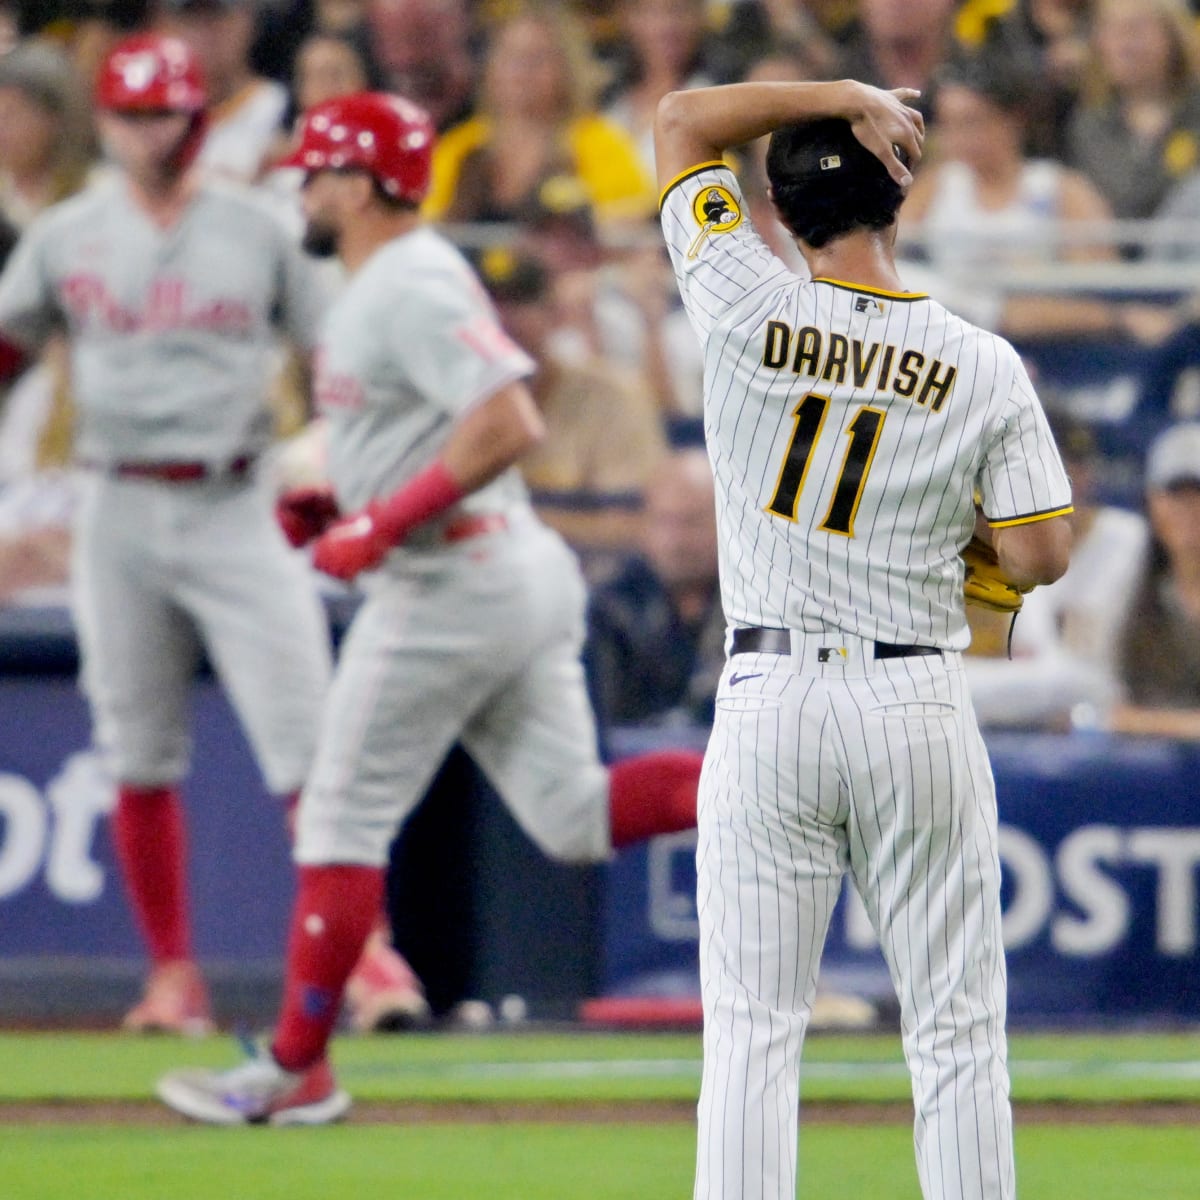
276;485;341;549
961;535;1031;614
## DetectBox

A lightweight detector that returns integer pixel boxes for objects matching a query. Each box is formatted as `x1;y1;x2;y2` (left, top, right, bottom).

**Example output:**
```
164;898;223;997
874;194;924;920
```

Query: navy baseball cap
770;118;905;188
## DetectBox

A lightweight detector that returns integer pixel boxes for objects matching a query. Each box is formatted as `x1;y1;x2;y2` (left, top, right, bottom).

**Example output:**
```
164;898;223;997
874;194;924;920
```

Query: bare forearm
655;80;860;163
993;516;1073;588
653;79;922;191
440;381;545;494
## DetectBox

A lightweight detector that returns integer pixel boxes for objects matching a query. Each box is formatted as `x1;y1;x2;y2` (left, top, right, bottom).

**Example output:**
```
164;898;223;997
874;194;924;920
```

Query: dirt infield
7;1099;1200;1126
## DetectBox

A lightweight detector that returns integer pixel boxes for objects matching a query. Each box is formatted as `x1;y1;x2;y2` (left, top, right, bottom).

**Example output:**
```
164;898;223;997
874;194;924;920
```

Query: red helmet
95;34;207;115
280;92;435;205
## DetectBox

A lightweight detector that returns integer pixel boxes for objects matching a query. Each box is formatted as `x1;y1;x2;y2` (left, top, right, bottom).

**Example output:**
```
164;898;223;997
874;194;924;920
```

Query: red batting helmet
95;34;208;173
280;92;435;205
95;34;207;115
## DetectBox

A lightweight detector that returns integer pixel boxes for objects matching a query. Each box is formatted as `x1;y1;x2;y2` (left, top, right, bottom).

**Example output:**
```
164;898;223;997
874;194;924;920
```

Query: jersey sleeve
0;218;60;350
388;264;535;415
658;162;789;340
976;348;1074;526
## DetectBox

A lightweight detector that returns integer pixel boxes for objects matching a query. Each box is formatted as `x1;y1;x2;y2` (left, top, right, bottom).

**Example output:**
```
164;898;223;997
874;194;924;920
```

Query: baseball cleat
157;1042;351;1126
123;961;215;1037
344;929;431;1032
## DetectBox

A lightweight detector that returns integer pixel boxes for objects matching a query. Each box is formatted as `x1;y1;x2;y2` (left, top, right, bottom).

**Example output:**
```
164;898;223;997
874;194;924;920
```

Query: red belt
442;513;508;542
91;455;257;482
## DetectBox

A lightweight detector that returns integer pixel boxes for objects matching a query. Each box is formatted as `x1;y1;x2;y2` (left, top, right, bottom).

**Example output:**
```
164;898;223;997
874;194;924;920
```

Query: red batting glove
310;503;393;581
275;486;341;548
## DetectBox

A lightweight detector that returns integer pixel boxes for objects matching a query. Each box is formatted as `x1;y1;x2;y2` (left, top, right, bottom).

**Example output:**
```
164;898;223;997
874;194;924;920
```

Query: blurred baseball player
155;91;703;1124
0;34;348;1035
653;81;1073;1199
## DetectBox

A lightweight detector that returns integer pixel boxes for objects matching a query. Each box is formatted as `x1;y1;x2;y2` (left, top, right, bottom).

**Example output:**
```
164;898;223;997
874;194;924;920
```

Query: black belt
731;627;942;659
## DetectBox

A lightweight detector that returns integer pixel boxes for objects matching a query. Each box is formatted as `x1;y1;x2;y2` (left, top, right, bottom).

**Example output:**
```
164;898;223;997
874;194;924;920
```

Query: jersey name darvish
660;163;1072;651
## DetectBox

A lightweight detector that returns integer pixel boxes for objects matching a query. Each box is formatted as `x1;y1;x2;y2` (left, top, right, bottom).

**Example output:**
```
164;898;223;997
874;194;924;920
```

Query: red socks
271;864;385;1072
111;784;191;963
607;750;703;849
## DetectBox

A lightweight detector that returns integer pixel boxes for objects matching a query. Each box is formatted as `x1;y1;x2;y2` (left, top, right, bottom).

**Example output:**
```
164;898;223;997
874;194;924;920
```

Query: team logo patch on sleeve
687;184;742;258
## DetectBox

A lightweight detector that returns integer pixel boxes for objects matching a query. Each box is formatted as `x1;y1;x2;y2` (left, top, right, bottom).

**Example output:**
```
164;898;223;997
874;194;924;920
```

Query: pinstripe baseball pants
694;628;1014;1200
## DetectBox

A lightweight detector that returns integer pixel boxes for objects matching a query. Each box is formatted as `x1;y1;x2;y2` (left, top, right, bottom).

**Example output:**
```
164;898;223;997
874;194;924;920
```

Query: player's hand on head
846;83;924;189
310;504;393;581
276;486;342;549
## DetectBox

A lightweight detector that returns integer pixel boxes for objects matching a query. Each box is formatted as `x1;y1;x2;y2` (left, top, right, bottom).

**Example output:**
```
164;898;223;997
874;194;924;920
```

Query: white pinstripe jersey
660;162;1073;651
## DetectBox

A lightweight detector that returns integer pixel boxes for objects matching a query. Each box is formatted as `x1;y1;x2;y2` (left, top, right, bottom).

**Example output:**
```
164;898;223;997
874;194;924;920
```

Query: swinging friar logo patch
687;184;742;258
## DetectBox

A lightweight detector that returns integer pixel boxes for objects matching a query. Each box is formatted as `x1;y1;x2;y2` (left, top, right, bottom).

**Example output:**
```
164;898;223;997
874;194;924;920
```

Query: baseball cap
474;247;548;304
770;117;906;188
1145;422;1200;489
519;174;596;237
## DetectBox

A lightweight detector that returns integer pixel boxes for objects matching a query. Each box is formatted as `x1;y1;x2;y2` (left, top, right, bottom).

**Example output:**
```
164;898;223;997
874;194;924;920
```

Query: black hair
765;118;905;249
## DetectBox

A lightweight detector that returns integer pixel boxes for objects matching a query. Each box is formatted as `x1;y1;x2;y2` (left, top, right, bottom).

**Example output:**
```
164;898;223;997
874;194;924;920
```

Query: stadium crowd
3;0;1200;741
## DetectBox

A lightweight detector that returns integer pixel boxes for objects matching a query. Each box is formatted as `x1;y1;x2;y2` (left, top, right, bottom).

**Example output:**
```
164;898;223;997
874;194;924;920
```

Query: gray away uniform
0;175;332;791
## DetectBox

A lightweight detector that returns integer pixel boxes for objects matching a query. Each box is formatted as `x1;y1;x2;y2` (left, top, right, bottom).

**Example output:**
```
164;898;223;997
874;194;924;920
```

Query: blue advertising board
3;639;1198;1019
0;675;294;962
602;729;1200;1021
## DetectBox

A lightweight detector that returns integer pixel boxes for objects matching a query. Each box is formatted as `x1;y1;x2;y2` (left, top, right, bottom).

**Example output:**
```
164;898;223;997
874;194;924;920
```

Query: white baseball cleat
157;1043;351;1126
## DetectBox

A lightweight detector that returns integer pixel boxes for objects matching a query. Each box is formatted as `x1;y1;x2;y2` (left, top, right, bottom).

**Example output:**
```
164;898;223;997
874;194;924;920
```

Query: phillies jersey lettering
0;175;327;464
60;274;254;336
660;163;1071;650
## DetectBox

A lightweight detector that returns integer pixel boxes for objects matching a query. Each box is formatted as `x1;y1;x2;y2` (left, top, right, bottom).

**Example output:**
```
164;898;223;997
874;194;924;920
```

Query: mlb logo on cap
819;155;842;171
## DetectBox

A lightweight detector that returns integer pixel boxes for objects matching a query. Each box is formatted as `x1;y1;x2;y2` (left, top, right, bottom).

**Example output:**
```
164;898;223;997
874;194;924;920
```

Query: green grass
0;1029;1197;1199
1;1029;1197;1103
0;1124;1196;1200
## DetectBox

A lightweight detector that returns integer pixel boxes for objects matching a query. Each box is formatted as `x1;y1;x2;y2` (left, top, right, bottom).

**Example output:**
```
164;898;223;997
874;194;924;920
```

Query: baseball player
155;90;703;1125
0;33;339;1034
653;81;1073;1199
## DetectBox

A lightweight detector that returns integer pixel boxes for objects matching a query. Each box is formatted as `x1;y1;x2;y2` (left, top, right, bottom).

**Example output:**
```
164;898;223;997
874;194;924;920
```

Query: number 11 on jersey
766;392;886;537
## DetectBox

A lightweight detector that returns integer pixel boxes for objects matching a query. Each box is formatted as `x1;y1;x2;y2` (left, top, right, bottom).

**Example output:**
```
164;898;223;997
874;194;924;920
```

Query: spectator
250;0;371;84
511;187;702;420
964;415;1148;729
289;29;372;112
0;39;98;600
955;0;1092;159
600;0;716;180
162;0;291;182
1108;422;1200;737
899;53;1131;341
835;0;959;109
0;39;97;229
364;0;476;132
584;445;722;727
707;0;840;84
1067;0;1200;228
478;247;667;572
266;30;373;166
424;3;656;232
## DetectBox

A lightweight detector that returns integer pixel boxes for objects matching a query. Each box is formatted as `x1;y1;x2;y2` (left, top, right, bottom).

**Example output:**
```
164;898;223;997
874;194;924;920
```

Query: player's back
707;277;1031;651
